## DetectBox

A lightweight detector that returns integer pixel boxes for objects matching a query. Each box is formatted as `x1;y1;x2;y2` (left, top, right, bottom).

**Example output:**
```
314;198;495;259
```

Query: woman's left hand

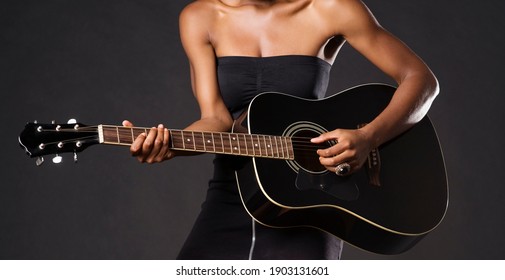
311;128;374;175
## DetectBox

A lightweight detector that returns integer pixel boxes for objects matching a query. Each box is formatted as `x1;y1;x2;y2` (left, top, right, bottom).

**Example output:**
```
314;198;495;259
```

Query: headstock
18;119;100;166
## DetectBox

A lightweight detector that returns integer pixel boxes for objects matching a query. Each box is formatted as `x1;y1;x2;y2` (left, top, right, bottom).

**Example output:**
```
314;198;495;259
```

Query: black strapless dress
177;55;343;260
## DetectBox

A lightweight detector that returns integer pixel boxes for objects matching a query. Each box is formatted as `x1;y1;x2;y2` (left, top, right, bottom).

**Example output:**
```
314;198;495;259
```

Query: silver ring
335;163;351;176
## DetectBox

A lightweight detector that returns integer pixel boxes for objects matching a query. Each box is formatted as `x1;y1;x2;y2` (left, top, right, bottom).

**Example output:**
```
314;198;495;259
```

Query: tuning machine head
35;156;44;166
52;154;62;164
20;119;97;165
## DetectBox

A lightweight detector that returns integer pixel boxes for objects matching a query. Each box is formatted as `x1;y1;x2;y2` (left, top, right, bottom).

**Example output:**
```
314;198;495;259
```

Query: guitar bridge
367;147;381;187
358;123;381;187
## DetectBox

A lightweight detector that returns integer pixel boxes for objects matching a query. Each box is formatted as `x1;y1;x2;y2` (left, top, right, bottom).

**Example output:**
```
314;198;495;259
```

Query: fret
258;135;263;156
251;135;256;156
253;135;259;156
117;127;127;144
263;135;272;157
178;130;185;149
245;134;254;157
232;134;242;155
289;137;294;159
130;127;134;143
201;132;208;152
242;134;249;156
198;131;206;152
262;135;267;156
255;135;262;156
181;130;185;149
228;133;233;153
181;131;195;150
267;136;274;158
192;131;196;151
103;126;122;145
272;137;278;158
284;137;291;159
290;138;294;159
273;136;279;158
201;132;206;151
215;132;225;153
211;133;216;152
199;132;205;151
282;137;287;159
260;135;266;157
132;128;144;144
202;132;215;153
236;134;242;154
278;136;285;158
213;133;217;151
170;130;182;149
265;135;272;157
115;127;127;143
194;131;203;152
264;135;269;157
221;133;232;154
230;133;240;155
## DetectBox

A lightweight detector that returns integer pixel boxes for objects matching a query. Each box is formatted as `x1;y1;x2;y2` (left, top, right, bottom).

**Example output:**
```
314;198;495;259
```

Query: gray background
1;0;504;259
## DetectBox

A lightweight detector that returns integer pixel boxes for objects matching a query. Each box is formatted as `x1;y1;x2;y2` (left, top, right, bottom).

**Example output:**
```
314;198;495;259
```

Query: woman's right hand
122;120;175;163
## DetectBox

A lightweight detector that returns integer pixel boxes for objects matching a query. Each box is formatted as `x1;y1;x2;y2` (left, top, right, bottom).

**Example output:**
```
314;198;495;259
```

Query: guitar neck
97;125;294;160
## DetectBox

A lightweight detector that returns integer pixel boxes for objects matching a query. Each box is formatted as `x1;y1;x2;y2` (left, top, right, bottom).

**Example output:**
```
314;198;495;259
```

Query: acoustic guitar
19;84;448;254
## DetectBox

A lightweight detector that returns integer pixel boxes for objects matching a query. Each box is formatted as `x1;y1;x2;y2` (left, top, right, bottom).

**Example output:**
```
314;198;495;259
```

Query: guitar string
40;131;328;156
45;127;336;153
42;138;323;154
40;140;321;158
38;136;324;161
54;127;330;144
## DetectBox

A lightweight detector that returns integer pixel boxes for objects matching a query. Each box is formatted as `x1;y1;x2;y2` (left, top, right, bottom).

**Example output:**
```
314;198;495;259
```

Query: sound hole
284;121;332;174
292;129;329;173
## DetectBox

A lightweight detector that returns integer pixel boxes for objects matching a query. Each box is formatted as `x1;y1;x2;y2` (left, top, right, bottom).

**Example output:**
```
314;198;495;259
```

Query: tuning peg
35;156;44;166
67;118;77;124
52;154;62;164
74;152;78;163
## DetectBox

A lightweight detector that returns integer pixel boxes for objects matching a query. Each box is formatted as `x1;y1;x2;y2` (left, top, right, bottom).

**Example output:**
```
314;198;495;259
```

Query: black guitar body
234;84;448;255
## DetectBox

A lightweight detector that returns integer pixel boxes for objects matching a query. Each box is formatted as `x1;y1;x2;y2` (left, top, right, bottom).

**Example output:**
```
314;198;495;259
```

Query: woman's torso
217;55;331;118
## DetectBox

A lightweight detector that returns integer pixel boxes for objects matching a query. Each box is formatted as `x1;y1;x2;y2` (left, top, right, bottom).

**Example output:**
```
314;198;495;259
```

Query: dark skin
123;0;439;174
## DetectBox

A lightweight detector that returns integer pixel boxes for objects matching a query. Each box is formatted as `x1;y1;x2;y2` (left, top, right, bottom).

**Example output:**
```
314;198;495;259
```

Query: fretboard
97;125;294;160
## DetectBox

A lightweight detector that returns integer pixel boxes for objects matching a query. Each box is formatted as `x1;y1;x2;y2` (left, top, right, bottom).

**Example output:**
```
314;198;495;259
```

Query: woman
123;0;439;259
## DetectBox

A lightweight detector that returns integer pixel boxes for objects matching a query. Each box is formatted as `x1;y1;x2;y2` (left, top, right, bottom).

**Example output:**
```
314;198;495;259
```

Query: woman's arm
127;2;233;163
312;0;439;173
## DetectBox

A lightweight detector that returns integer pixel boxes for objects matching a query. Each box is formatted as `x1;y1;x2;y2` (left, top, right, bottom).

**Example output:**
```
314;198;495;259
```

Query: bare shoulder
179;0;218;25
179;0;222;46
314;0;380;35
314;0;373;16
